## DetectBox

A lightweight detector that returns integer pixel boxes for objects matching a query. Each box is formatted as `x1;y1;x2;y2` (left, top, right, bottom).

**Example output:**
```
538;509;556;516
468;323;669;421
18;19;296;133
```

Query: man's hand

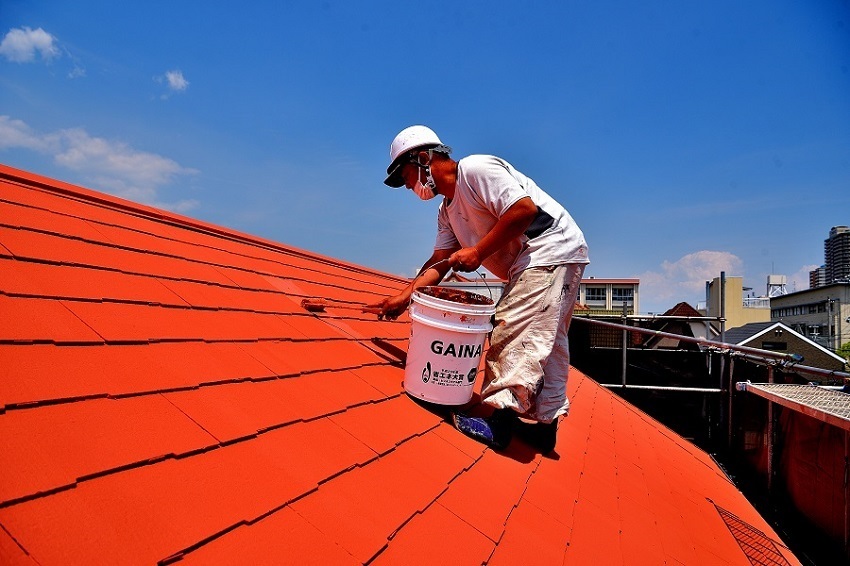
367;251;455;319
367;293;410;320
449;247;482;273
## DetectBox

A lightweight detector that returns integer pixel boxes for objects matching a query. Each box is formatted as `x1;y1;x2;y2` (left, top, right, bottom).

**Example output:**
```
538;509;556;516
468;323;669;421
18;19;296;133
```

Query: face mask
411;153;437;200
413;175;436;200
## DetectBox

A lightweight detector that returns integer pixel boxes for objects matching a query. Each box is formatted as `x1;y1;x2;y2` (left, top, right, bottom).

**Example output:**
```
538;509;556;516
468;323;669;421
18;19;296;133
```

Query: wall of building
743;329;846;371
824;225;850;283
770;283;850;352
736;387;849;563
703;275;771;329
579;278;640;315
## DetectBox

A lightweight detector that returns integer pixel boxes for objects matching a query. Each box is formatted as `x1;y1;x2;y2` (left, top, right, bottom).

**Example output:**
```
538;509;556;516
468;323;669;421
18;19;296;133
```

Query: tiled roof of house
662;301;703;318
0;163;801;565
720;321;846;367
722;322;782;345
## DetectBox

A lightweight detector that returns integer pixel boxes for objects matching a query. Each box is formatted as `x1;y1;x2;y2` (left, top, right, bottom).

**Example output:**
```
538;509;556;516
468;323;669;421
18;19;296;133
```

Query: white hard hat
384;125;451;187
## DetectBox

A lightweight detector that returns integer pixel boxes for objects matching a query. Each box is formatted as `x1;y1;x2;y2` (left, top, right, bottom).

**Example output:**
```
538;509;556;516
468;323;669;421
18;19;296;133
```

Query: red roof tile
0;163;801;565
178;506;361;566
0;395;217;504
438;448;537;542
372;503;495;565
0;294;104;343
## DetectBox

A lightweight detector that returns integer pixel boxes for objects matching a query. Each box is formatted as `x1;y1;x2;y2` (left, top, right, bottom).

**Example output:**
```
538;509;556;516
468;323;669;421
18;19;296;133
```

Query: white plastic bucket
404;286;496;405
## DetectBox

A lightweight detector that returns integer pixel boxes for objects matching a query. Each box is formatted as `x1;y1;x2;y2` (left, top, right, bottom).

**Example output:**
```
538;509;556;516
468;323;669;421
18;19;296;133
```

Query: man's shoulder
457;155;514;183
459;154;504;169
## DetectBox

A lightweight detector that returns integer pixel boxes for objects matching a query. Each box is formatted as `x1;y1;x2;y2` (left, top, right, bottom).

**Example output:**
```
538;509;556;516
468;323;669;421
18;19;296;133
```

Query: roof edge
0;162;408;284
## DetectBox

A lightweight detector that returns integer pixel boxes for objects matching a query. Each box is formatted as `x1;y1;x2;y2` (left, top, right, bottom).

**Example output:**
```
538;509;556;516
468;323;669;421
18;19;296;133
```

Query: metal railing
571;315;834;394
574;315;846;379
695;297;772;310
742;297;771;309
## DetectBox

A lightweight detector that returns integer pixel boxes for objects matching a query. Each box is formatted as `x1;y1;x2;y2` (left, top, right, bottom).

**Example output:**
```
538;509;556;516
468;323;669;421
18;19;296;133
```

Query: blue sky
2;1;848;314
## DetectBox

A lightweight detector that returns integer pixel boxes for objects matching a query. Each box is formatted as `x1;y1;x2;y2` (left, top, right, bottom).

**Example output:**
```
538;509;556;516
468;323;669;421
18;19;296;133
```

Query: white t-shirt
434;154;589;281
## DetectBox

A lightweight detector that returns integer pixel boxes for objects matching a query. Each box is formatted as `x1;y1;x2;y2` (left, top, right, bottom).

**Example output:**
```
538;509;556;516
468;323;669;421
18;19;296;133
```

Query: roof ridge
0;164;408;284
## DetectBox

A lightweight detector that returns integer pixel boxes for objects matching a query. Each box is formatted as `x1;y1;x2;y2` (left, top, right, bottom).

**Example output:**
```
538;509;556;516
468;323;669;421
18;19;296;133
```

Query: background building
770;282;850;352
721;321;846;371
824;225;850;285
809;265;826;289
700;275;771;329
579;277;640;315
440;275;641;317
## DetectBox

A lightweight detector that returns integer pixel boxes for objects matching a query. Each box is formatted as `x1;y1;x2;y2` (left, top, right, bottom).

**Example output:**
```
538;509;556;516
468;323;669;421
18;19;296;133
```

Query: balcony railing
696;298;771;310
743;297;770;309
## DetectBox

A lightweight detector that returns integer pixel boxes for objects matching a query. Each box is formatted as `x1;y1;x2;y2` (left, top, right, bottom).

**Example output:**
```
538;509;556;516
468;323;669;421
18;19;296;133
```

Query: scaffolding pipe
602;384;722;393
573;316;804;364
767;366;776;494
733;352;850;381
720;271;726;345
720;354;727;431
616;315;723;322
845;430;849;555
728;357;736;446
621;303;628;387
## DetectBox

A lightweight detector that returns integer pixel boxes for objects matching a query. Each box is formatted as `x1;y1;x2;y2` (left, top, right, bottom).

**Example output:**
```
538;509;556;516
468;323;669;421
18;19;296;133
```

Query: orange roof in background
662;301;703;318
0;163;800;565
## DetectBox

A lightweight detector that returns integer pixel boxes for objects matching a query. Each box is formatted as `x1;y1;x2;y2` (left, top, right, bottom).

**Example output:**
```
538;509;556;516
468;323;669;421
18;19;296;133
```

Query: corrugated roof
0;163;801;565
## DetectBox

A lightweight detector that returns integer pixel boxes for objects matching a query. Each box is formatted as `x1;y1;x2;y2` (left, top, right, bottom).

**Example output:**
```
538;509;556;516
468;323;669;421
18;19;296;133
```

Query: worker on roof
371;125;589;454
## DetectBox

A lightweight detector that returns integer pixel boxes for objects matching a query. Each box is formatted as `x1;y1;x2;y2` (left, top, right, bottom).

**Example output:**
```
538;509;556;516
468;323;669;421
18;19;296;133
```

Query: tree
838;342;850;363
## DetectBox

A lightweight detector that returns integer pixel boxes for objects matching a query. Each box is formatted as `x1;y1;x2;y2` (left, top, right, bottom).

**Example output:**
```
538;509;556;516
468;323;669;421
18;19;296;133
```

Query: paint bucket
404;286;496;405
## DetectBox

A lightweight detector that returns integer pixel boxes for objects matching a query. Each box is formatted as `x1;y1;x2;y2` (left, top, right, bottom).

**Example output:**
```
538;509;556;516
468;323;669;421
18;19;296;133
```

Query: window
612;287;634;305
586;287;606;304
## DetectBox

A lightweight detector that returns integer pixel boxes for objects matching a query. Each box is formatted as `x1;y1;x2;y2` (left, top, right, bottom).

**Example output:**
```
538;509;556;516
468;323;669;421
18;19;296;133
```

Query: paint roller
300;298;384;314
301;259;453;315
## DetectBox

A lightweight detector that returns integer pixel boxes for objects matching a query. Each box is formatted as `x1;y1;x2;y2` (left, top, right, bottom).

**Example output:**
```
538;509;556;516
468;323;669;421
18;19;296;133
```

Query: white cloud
165;70;189;91
0;27;60;63
0;115;50;151
156;70;189;98
637;250;744;311
68;65;86;79
0;115;198;212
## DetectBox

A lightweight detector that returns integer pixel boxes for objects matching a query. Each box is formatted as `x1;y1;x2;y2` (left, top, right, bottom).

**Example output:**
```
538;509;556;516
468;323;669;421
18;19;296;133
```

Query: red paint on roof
0;163;801;565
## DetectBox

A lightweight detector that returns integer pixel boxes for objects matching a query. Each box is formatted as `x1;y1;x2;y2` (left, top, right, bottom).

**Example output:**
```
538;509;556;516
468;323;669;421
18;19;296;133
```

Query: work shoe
452;408;516;450
516;419;558;454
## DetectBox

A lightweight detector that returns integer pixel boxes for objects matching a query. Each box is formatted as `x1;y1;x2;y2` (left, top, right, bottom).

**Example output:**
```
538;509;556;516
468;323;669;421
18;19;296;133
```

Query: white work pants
481;263;585;423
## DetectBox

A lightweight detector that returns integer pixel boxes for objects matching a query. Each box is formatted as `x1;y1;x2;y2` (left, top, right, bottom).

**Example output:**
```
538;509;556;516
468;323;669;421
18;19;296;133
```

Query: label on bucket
418;357;479;389
430;339;483;359
407;333;485;404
